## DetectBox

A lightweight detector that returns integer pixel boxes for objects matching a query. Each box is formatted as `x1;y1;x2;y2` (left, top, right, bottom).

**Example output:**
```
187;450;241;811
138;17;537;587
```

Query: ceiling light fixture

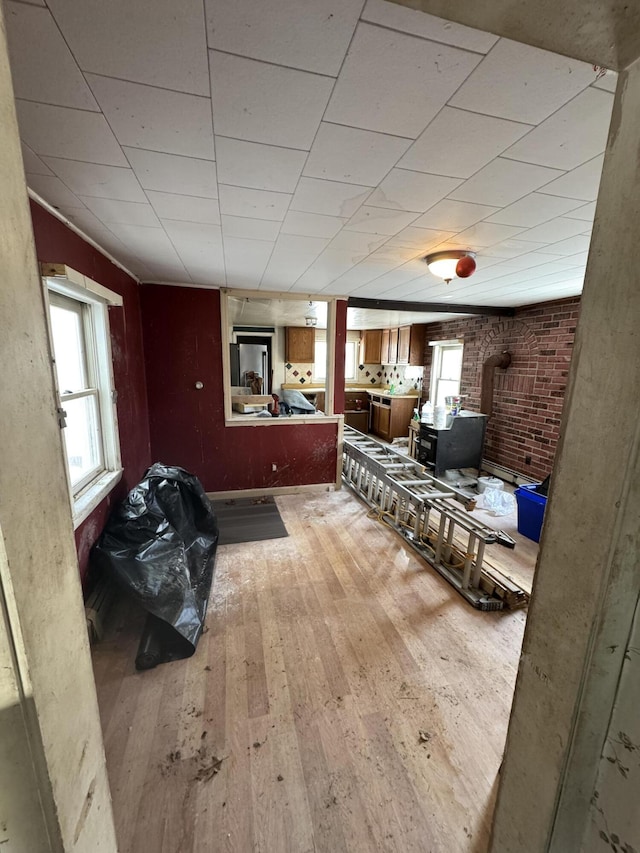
424;250;477;284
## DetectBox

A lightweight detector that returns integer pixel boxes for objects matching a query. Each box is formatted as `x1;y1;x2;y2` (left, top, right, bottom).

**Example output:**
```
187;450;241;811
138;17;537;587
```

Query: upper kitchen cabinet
388;327;399;365
285;326;315;363
361;329;382;364
399;324;426;366
380;324;426;364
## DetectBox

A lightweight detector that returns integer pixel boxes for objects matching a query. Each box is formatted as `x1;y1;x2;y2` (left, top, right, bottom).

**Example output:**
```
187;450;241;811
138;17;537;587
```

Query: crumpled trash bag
92;463;218;669
482;487;516;516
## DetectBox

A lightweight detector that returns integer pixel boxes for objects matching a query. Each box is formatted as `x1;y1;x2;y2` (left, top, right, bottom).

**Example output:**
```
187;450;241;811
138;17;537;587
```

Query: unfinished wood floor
92;489;529;853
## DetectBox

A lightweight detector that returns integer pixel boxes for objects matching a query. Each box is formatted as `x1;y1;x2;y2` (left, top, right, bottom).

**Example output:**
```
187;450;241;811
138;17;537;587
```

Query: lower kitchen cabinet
369;392;416;442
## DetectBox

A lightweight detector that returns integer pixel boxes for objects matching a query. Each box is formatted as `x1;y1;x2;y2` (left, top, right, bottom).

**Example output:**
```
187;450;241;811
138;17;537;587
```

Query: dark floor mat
211;497;288;545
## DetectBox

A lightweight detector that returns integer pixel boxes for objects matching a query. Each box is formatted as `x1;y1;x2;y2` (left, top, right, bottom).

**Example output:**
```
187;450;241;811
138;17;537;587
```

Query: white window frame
344;331;361;382
313;330;327;382
42;266;123;528
429;339;464;406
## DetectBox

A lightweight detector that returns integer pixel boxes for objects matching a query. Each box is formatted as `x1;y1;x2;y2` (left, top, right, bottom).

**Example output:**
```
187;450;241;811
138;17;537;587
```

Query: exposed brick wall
422;297;580;480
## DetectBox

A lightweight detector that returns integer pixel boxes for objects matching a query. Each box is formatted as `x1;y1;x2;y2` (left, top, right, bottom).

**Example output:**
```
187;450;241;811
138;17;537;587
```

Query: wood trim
220;290;233;423
206;483;335;500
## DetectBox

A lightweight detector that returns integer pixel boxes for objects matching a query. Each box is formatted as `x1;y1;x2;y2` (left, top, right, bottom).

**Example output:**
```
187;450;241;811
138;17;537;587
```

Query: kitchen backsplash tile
283;361;423;390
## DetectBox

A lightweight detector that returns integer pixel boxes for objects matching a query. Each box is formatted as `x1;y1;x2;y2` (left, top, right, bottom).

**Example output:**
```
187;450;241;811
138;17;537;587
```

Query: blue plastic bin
514;483;547;542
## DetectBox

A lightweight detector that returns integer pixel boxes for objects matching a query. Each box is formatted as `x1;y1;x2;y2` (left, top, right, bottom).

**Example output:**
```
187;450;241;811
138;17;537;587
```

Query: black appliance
418;411;488;477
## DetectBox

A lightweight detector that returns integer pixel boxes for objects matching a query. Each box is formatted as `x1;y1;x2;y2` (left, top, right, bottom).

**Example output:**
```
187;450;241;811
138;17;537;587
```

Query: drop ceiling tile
86;75;214;160
16;101;127;166
187;264;227;286
146;191;220;224
450;39;597;124
281;211;346;239
451;221;525;248
161;219;223;249
517;216;591;245
328;230;387;255
398;107;531;178
538;234;592;256
292;249;362;291
481;238;547;259
78;196;160;226
223;237;274;288
592;71;618;93
361;0;498;53
21;144;53;176
290;177;373;217
503;88;613;170
221;216;281;242
325;23;482;138
261;234;330;289
206;0;362;76
46;0;210;95
303;124;411;187
387;226;455;251
25;173;84;209
122;148;218;198
210;52;333;151
218;185;291;221
215;137;306;193
61;207;118;237
6;3;99;110
485;192;584;227
368;169;462;213
413;200;499;231
107;223;184;263
449;158;564;207
42;159;147;201
537;155;604;201
564;201;597;222
344;207;418;236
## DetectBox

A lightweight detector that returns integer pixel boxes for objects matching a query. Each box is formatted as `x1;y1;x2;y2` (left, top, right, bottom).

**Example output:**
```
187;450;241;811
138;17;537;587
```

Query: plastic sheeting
92;463;218;669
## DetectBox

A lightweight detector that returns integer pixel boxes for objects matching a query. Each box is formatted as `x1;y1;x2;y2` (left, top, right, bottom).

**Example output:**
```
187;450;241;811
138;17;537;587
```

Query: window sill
73;468;123;530
225;414;344;427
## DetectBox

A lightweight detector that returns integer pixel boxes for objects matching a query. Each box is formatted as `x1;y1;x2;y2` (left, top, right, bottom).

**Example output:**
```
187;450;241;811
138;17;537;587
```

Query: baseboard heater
480;460;536;487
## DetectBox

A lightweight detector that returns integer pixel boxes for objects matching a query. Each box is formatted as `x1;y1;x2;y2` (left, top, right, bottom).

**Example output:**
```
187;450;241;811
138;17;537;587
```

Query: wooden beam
347;296;515;317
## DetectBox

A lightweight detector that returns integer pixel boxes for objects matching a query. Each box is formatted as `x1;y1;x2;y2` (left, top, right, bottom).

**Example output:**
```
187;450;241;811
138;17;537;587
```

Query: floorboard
92;489;532;853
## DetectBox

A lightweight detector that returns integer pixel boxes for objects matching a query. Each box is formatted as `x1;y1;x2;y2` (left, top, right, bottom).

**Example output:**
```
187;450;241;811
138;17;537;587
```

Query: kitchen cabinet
285;326;314;363
388;328;399;364
369;392;416;442
381;329;390;365
344;390;369;433
361;329;382;364
397;325;411;364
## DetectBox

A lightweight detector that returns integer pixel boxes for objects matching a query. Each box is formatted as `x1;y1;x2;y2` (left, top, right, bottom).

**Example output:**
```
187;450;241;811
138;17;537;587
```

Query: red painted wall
333;300;347;414
30;201;152;585
422;296;580;480
140;284;339;491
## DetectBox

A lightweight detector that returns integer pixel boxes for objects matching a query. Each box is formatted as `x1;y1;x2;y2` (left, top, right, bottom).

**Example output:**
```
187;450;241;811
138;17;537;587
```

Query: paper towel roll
433;405;447;429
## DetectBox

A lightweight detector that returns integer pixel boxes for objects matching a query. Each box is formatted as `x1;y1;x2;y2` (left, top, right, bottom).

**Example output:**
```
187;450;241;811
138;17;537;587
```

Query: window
44;268;122;526
314;330;359;382
429;340;464;406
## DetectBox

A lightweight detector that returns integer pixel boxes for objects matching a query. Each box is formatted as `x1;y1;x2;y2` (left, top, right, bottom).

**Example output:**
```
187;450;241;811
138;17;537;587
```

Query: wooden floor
92;488;531;853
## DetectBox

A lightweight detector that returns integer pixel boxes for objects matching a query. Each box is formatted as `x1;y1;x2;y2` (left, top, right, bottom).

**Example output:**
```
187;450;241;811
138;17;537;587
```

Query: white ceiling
7;0;617;310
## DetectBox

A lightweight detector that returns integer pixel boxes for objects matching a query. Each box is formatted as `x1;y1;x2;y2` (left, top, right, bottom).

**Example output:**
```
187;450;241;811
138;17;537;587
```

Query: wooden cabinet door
408;324;426;366
362;329;382;363
285;326;314;362
397;326;410;364
381;329;390;364
378;404;391;440
388;328;398;364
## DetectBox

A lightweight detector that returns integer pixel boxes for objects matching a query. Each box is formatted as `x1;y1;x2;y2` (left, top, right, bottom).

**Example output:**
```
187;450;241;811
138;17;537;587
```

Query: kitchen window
43;267;122;526
429;340;464;406
314;330;359;382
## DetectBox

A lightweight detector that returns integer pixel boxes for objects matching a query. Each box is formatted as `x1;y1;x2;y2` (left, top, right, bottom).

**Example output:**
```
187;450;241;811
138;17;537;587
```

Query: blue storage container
514;483;547;542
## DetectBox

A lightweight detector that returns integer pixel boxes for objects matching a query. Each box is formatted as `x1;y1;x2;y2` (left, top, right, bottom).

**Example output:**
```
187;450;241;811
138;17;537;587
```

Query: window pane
435;379;460;406
50;302;88;393
63;395;102;490
440;347;463;380
314;341;327;381
344;341;357;380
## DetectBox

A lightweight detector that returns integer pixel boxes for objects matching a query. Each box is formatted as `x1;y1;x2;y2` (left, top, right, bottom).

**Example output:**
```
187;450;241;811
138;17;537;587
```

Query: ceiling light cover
424;250;477;283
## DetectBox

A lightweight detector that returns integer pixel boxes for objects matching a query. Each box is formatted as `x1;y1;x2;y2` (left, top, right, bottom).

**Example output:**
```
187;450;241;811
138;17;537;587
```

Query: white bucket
477;476;504;494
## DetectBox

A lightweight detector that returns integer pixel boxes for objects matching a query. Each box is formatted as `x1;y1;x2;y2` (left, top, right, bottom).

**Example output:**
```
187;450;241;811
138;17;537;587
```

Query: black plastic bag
92;463;218;669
